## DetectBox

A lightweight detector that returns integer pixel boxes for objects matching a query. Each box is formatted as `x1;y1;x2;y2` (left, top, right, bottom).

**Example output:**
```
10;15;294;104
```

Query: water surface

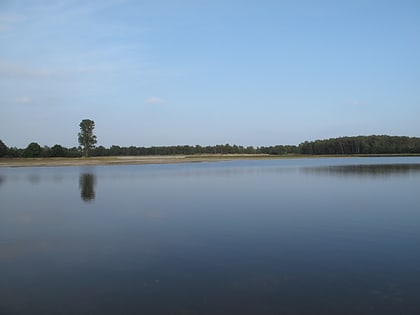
1;157;420;314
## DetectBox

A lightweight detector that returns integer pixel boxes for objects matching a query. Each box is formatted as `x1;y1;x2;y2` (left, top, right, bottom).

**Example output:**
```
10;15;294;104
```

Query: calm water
1;157;420;315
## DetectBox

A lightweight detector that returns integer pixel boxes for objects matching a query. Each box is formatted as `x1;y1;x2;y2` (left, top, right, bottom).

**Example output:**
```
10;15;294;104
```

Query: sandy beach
0;154;279;167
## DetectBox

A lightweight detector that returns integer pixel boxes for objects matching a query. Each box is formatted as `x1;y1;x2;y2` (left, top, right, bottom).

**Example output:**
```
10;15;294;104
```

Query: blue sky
1;0;419;148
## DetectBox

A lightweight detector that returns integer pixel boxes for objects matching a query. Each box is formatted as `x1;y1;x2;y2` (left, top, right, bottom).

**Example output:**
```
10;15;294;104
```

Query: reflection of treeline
1;135;420;158
303;164;420;177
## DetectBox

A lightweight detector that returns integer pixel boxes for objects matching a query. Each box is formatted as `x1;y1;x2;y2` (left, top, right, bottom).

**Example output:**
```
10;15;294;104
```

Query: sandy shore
1;154;418;168
0;154;281;168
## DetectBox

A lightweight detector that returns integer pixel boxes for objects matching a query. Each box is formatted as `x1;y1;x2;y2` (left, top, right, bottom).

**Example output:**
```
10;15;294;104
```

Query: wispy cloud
145;97;164;104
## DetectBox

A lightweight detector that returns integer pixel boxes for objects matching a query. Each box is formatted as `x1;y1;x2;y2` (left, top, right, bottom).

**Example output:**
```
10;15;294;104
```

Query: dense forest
1;135;420;158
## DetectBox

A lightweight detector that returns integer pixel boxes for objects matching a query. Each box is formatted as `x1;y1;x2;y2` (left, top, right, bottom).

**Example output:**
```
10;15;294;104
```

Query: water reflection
1;158;420;314
79;173;96;202
27;174;41;184
302;163;420;177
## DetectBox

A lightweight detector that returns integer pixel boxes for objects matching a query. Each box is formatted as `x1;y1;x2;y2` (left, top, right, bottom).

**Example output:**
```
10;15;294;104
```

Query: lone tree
78;119;97;157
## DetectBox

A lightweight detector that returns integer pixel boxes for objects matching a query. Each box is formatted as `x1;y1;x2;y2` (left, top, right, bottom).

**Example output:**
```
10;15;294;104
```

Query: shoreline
1;154;420;168
0;155;271;168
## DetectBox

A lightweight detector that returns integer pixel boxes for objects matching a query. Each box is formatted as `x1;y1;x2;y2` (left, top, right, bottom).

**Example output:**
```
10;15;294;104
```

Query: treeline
0;140;298;158
91;144;300;156
1;135;420;158
0;141;81;158
299;135;420;155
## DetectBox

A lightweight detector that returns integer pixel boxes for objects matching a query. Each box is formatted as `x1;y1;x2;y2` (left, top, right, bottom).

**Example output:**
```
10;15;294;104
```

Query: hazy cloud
145;97;164;104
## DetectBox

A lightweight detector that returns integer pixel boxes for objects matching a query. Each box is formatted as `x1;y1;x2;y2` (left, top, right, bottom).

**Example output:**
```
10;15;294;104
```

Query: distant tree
78;119;97;157
22;142;42;157
40;146;52;157
50;144;65;157
67;147;83;157
0;139;8;157
127;146;138;156
7;147;21;157
91;145;108;156
109;145;122;156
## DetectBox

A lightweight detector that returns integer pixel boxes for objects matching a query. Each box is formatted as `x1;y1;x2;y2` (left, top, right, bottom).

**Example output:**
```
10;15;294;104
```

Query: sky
0;0;419;148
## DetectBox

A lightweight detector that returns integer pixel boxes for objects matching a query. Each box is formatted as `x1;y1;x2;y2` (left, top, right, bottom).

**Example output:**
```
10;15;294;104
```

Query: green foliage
90;143;262;156
5;134;420;159
0;139;8;157
66;147;83;157
16;143;82;158
259;145;299;155
7;147;22;157
91;145;108;156
50;144;65;157
78;119;97;157
22;142;42;157
298;135;420;155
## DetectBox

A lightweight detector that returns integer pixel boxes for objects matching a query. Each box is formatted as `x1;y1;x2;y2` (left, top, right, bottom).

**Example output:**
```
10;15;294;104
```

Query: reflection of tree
0;175;4;188
79;173;96;202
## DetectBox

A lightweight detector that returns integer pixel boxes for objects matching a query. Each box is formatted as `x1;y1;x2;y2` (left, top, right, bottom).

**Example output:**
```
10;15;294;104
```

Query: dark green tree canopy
78;119;97;157
4;134;420;159
0;139;8;157
22;142;42;157
298;135;420;155
50;144;65;157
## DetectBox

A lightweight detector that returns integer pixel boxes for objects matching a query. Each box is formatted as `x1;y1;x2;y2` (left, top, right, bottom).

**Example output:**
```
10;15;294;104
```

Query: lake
1;157;420;314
